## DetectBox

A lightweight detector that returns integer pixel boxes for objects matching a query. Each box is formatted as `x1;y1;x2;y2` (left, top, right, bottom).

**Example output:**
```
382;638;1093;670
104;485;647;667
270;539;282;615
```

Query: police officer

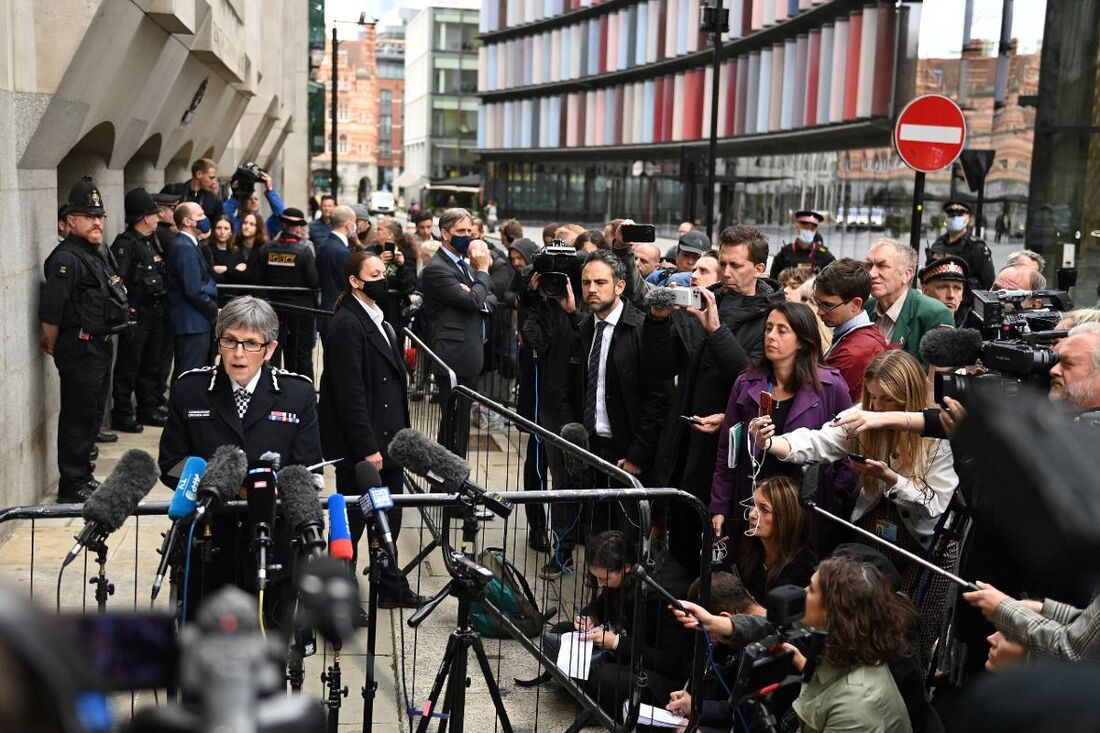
248;207;320;380
919;255;971;328
928;200;995;291
39;178;130;503
157;296;321;623
769;210;834;279
110;188;170;433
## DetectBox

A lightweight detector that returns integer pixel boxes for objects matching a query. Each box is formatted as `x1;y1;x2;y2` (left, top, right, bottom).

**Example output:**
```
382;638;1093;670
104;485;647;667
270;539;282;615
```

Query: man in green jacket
864;238;954;362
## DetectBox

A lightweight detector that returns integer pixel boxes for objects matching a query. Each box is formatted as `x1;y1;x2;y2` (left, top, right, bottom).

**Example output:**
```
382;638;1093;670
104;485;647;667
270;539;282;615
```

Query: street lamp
331;12;376;197
700;0;728;240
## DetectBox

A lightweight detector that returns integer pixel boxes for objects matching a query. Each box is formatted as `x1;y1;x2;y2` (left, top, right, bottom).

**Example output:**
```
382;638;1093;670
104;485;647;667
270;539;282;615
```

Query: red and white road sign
894;94;967;173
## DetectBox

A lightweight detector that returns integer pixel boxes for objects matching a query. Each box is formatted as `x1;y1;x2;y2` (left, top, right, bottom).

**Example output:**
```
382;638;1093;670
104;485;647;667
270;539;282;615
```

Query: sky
328;0;418;36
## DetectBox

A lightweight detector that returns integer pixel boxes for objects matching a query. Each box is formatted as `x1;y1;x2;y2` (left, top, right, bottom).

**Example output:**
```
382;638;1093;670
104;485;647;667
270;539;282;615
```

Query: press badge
728;422;743;470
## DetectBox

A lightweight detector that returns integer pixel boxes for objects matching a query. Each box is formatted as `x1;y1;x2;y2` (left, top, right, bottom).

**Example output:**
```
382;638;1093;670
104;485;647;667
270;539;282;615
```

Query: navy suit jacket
165;232;219;335
419;248;495;378
315;232;352;313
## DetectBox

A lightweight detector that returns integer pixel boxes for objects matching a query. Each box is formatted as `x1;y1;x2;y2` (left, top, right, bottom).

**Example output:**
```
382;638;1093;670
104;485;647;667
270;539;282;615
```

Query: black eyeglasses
217;337;269;353
808;295;851;314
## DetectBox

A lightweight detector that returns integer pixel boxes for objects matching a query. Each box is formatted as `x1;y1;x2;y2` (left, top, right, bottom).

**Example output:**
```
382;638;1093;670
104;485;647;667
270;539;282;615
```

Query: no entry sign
894;94;967;173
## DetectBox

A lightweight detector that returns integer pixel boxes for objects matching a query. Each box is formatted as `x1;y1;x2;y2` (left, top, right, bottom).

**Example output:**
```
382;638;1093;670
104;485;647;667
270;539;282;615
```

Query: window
381;115;392;136
338;135;348;154
380;90;393;114
380;140;392;158
338;105;348;122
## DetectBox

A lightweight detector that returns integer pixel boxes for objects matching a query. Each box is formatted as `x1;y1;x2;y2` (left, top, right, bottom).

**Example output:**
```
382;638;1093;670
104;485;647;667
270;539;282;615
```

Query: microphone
280;465;325;559
642;287;677;310
354;461;398;568
328;494;354;561
151;456;207;600
245;460;278;590
919;327;983;367
630;563;687;613
559;422;591;486
387;428;513;517
64;449;160;568
193;445;248;519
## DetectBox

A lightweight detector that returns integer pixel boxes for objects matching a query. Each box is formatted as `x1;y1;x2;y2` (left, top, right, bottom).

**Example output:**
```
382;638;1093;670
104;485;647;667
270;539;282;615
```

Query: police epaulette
271;367;313;385
177;365;216;378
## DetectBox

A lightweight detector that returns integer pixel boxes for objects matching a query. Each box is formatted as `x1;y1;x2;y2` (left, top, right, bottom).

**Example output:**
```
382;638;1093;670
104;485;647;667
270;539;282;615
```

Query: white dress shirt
874;289;908;343
232;367;263;395
592;298;624;438
354;294;390;343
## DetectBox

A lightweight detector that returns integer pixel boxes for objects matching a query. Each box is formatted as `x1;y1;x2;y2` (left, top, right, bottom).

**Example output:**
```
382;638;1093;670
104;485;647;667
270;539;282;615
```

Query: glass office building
478;0;1100;299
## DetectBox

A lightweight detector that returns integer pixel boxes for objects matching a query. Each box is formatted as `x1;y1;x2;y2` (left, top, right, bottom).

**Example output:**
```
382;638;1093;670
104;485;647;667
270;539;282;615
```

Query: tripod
88;537;115;613
406;497;513;733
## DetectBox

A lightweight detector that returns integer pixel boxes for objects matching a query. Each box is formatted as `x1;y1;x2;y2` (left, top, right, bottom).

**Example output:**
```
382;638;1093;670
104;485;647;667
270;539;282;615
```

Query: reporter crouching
158;296;322;626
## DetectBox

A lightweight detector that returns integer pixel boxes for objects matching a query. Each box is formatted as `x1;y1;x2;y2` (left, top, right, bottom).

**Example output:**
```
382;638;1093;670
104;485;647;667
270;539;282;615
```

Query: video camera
971;288;1070;340
531;239;584;298
230;162;266;198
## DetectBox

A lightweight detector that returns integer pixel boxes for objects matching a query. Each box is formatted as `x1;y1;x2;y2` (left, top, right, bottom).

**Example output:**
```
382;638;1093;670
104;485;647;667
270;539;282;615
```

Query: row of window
479;4;896;149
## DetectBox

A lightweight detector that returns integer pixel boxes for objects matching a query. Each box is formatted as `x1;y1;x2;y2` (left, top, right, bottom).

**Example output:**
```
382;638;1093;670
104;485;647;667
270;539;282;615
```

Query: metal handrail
402;326;458;391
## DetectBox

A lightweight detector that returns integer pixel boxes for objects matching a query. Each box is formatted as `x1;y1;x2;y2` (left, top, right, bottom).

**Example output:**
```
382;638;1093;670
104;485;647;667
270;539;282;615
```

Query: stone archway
57;122;120;233
165;141;195;186
124;134;164;194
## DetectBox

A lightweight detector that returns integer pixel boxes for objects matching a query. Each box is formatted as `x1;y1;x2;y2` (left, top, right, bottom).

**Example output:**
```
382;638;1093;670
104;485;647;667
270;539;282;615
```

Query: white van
368;190;395;215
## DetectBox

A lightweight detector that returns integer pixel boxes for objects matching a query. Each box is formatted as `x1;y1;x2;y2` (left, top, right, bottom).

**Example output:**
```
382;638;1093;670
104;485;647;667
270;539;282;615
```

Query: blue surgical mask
450;235;473;255
194;216;211;234
947;216;966;233
798;229;815;245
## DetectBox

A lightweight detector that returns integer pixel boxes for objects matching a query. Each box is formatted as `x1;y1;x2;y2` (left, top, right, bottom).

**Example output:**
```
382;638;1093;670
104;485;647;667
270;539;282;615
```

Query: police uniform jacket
165;232;219;335
768;236;834;279
929;231;995;290
39;235;129;336
248;235;320;305
318;301;410;465
111;227;167;312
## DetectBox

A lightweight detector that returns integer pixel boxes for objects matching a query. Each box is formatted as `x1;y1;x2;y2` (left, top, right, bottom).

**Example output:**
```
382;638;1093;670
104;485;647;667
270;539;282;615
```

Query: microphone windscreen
245;462;277;530
643;287;677;310
82;449;160;532
327;494;354;560
259;451;282;471
387;428;470;492
197;445;247;504
280;465;323;532
559;422;590;486
919;327;983;367
355;460;384;491
168;456;207;521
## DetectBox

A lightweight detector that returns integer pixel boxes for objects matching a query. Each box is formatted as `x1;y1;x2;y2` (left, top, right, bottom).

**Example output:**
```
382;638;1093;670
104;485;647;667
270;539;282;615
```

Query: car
368;190;395;215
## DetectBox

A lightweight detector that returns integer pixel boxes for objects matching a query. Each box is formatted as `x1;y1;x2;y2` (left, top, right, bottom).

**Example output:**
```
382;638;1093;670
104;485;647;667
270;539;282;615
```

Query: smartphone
61;611;179;691
384;241;396;253
680;415;703;425
669;286;704;310
758;391;774;418
848;453;867;463
620;224;656;243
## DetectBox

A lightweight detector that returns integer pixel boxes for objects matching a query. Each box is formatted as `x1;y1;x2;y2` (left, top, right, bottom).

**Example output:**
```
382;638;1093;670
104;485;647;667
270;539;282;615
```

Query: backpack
469;547;549;638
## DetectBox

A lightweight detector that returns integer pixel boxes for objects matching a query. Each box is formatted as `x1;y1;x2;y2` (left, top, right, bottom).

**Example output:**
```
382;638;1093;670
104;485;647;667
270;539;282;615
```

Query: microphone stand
358;519;383;731
88;536;115;613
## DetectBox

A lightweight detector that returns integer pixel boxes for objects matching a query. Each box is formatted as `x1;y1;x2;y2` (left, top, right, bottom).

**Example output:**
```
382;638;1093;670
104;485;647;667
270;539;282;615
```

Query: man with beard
1049;323;1100;423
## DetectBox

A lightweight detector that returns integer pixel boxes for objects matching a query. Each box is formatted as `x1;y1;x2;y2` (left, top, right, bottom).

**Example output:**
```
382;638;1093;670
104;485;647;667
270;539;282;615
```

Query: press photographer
224;162;286;239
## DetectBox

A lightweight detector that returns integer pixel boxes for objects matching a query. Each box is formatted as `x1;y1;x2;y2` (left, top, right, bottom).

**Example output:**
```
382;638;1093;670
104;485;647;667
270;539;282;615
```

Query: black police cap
943;200;971;215
280;207;308;226
66;176;105;216
124;188;159;223
794;210;824;224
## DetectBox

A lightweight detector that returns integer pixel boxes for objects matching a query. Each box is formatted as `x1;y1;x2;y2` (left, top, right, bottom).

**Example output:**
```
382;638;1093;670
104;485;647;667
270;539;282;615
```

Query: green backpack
469;547;548;638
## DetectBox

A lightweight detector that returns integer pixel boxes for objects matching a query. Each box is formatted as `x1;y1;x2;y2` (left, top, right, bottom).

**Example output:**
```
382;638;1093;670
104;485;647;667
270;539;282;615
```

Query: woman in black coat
318;251;424;608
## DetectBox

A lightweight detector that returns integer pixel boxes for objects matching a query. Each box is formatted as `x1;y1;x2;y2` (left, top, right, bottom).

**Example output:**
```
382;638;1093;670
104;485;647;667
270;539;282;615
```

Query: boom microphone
152;456;207;600
64;449;160;567
355;461;398;568
328;494;354;561
245;460;278;590
559;422;591;486
193;445;248;519
280;465;325;559
919;327;983;367
643;287;677;310
387;428;512;517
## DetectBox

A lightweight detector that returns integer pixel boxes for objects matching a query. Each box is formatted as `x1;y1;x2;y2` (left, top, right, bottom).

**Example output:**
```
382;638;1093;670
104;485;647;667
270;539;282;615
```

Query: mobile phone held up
758;391;774;419
620;224;656;243
663;286;704;310
848;453;868;463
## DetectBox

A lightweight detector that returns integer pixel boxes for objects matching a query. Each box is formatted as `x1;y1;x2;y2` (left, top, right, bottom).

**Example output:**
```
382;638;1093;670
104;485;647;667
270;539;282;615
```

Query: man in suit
319;252;427;608
158;296;321;624
541;250;670;579
864;238;953;363
164;202;219;380
418;207;496;456
161;158;224;222
315;205;356;337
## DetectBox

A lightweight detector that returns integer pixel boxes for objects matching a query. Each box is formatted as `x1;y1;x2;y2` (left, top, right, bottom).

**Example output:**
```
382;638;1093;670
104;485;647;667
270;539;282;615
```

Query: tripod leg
416;632;461;733
441;633;469;733
469;635;514;733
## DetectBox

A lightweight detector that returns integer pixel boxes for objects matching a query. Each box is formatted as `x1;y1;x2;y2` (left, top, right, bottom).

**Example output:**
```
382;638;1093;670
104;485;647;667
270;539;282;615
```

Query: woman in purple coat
709;301;852;543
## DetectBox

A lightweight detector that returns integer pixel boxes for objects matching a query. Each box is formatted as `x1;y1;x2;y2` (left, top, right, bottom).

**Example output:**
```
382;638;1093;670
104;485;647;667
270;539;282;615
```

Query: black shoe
89;447;99;461
538;554;573;581
409;390;425;402
111;417;143;433
154;405;169;419
528;533;552;553
377;587;430;609
58;479;99;504
96;431;119;443
137;412;167;428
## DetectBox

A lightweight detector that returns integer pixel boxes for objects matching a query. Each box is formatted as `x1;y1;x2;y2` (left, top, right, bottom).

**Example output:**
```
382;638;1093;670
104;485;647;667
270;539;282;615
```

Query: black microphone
280;465;325;559
630;563;687;612
64;449;160;567
245;460;278;590
919;327;983;367
387;428;513;517
559;422;591;486
193;445;248;520
355;461;398;568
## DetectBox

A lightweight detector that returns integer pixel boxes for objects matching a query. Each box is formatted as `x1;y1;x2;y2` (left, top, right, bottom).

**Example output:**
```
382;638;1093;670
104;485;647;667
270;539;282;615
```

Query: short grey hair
330;205;356;229
869;238;918;274
438;207;472;234
215;296;279;343
1006;249;1046;270
1058;308;1100;330
1068;322;1100;372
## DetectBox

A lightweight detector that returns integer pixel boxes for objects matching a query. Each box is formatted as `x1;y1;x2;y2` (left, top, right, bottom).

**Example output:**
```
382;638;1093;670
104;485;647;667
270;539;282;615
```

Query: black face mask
359;278;389;303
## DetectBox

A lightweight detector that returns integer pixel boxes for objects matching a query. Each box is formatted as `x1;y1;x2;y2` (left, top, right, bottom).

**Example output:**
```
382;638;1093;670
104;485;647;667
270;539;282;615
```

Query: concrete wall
0;0;309;507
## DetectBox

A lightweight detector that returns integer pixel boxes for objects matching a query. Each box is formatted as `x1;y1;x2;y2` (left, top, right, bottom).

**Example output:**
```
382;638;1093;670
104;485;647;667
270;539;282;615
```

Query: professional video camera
531;239;584;298
970;288;1071;340
230;161;266;198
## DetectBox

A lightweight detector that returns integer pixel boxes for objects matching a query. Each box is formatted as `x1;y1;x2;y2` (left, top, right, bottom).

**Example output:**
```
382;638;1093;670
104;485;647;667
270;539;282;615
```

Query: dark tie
583;320;609;434
234;388;251;419
459;259;473;283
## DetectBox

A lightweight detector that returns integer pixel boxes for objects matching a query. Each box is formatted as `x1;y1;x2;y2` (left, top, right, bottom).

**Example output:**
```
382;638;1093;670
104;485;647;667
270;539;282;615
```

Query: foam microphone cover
197;445;248;505
919;327;983;367
643;287;677;310
280;465;323;532
355;460;384;493
328;494;354;561
559;422;591;486
259;450;282;471
168;456;207;521
387;428;470;492
245;462;278;531
82;449;160;531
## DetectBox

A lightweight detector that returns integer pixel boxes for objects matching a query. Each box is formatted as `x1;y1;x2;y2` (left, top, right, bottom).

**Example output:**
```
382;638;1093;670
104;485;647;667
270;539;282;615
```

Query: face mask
194;216;211;234
450;235;473;255
359;278;390;303
947;216;966;233
798;229;815;245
